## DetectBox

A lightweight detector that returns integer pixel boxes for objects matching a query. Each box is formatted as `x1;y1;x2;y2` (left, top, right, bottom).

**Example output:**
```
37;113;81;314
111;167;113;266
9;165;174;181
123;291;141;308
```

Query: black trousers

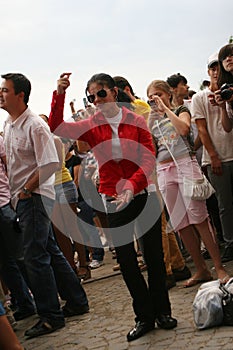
106;192;171;323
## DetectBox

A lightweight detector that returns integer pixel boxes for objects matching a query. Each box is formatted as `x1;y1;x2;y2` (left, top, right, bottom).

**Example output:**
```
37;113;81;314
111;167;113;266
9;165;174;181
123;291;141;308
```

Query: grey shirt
151;106;191;163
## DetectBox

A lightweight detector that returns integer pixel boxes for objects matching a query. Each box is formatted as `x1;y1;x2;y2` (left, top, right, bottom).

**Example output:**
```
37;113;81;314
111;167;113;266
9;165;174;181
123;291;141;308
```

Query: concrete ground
16;248;233;350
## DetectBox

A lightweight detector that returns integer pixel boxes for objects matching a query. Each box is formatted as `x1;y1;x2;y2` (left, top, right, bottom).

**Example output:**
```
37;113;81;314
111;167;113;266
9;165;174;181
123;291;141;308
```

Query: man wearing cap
191;53;233;262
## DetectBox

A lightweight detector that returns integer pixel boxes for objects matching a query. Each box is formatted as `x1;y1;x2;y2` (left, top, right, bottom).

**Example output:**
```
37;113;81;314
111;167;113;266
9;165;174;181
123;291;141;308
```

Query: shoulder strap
174;105;195;155
156;121;183;175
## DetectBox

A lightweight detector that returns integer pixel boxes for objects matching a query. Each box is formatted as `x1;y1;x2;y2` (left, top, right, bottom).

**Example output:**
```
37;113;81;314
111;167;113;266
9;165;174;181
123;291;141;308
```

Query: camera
220;83;233;101
148;100;157;107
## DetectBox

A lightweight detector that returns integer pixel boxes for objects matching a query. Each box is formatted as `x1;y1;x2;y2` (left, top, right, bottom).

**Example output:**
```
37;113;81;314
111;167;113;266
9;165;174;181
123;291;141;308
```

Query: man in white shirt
191;54;233;262
0;73;89;338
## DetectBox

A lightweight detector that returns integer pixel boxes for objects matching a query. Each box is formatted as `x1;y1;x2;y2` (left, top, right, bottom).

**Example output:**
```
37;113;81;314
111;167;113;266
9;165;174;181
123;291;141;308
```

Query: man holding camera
191;53;233;262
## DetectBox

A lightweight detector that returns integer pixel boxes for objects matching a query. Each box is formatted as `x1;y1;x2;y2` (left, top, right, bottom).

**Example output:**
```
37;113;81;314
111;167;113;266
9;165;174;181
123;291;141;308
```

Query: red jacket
49;91;156;197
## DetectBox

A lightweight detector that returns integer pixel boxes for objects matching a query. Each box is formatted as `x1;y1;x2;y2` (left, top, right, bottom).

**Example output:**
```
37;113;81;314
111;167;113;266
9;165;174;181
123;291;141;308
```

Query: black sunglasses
86;89;108;104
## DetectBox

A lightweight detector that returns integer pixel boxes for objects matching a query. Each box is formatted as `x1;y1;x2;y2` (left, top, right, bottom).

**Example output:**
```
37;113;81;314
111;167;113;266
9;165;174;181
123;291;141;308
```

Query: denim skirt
0;301;5;316
54;181;79;204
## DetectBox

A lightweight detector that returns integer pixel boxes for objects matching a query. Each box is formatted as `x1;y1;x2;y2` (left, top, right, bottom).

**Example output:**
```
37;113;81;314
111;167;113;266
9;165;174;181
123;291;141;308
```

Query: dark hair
39;114;48;121
1;73;31;104
166;73;187;88
202;80;210;88
218;44;233;87
86;73;115;94
113;76;135;96
117;88;134;110
188;89;196;98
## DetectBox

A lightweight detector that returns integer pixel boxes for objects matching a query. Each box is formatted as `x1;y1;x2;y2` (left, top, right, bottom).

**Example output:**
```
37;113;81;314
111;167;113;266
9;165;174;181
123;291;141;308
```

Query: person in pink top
49;72;177;342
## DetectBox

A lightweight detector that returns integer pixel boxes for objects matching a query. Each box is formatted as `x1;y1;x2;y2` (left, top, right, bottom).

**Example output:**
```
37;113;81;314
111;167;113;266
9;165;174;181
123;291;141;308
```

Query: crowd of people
0;42;233;347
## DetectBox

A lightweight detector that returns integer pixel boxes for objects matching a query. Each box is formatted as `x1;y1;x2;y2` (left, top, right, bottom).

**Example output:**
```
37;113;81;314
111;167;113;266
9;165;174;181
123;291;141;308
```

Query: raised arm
48;73;89;141
153;95;190;135
48;73;71;132
215;89;233;132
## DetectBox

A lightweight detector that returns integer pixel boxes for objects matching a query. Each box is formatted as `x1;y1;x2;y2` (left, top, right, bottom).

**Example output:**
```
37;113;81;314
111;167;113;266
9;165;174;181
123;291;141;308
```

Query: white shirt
191;88;233;166
105;109;123;162
0;136;11;207
3;108;59;208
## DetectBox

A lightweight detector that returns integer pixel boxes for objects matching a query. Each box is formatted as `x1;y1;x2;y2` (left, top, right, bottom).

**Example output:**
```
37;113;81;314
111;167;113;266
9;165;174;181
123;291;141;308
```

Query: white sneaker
89;260;104;269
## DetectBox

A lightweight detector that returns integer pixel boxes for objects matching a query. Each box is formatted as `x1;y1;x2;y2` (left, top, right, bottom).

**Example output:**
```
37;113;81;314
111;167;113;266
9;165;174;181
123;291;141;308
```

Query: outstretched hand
111;189;134;211
57;72;72;94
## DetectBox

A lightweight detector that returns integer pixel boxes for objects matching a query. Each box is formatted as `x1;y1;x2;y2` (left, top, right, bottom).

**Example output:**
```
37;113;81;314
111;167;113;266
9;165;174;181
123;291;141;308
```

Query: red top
49;91;156;197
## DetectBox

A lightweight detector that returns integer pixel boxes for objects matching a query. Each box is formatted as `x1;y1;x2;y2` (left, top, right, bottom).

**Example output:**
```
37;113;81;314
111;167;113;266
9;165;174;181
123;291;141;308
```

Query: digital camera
220;83;233;101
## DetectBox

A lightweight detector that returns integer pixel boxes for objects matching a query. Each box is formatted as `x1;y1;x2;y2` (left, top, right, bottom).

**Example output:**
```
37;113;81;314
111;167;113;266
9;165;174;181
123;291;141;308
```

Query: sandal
219;274;231;284
183;275;213;288
77;266;91;281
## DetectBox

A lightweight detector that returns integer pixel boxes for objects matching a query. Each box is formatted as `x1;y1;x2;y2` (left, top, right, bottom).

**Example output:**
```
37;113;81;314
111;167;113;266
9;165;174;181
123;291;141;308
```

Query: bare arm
1;154;7;173
53;137;64;170
193;133;202;152
221;106;233;132
215;89;233;132
195;119;222;175
18;162;60;199
152;95;190;135
73;164;81;189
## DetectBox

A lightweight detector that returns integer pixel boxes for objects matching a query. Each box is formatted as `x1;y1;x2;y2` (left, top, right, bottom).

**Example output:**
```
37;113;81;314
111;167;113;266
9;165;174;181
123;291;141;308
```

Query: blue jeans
0;203;23;259
16;194;88;323
0;256;35;312
0;203;34;311
78;200;105;261
0;301;5;316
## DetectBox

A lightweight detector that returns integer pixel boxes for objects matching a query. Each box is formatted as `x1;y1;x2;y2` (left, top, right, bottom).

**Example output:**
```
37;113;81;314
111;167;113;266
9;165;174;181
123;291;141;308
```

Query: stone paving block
16;250;233;350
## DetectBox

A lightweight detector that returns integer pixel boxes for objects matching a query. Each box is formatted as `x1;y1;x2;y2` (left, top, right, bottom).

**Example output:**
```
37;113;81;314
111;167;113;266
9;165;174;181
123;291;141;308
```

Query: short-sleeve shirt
3;108;59;209
151;106;191;162
0;136;11;207
191;88;233;166
132;99;150;121
65;154;82;180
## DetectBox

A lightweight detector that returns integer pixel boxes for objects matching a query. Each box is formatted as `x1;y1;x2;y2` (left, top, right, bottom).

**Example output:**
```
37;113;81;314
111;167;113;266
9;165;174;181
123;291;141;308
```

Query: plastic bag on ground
193;280;223;329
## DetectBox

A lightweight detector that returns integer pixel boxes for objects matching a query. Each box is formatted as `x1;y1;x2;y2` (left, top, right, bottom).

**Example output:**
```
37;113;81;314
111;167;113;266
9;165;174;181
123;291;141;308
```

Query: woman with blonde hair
147;79;229;287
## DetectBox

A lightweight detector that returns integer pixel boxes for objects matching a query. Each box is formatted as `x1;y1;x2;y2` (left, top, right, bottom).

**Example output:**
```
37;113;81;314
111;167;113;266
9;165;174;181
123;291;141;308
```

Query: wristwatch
22;186;31;195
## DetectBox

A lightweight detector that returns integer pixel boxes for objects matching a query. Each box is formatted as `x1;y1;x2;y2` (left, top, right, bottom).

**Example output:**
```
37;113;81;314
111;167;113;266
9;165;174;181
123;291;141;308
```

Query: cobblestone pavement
16;249;233;350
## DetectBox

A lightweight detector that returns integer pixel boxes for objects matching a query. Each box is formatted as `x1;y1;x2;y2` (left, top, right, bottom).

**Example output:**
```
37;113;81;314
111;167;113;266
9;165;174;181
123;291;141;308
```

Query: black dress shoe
127;321;154;342
13;308;36;321
221;246;233;263
24;319;65;338
156;314;177;329
62;304;89;317
166;274;176;290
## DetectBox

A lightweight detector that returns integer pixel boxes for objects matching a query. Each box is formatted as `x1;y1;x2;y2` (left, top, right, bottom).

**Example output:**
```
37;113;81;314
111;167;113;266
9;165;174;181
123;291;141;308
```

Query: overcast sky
0;0;232;130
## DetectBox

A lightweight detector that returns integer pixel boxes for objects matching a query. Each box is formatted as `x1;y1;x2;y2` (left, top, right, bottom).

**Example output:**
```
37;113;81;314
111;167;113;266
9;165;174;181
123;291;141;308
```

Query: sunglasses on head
86;88;108;104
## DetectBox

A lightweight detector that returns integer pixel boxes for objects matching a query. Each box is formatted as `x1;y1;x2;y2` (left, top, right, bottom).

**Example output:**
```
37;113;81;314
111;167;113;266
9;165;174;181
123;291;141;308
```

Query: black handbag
219;284;233;326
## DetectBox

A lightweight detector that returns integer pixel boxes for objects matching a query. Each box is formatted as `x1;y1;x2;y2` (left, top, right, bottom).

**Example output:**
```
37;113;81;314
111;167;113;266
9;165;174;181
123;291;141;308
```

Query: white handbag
183;174;215;201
